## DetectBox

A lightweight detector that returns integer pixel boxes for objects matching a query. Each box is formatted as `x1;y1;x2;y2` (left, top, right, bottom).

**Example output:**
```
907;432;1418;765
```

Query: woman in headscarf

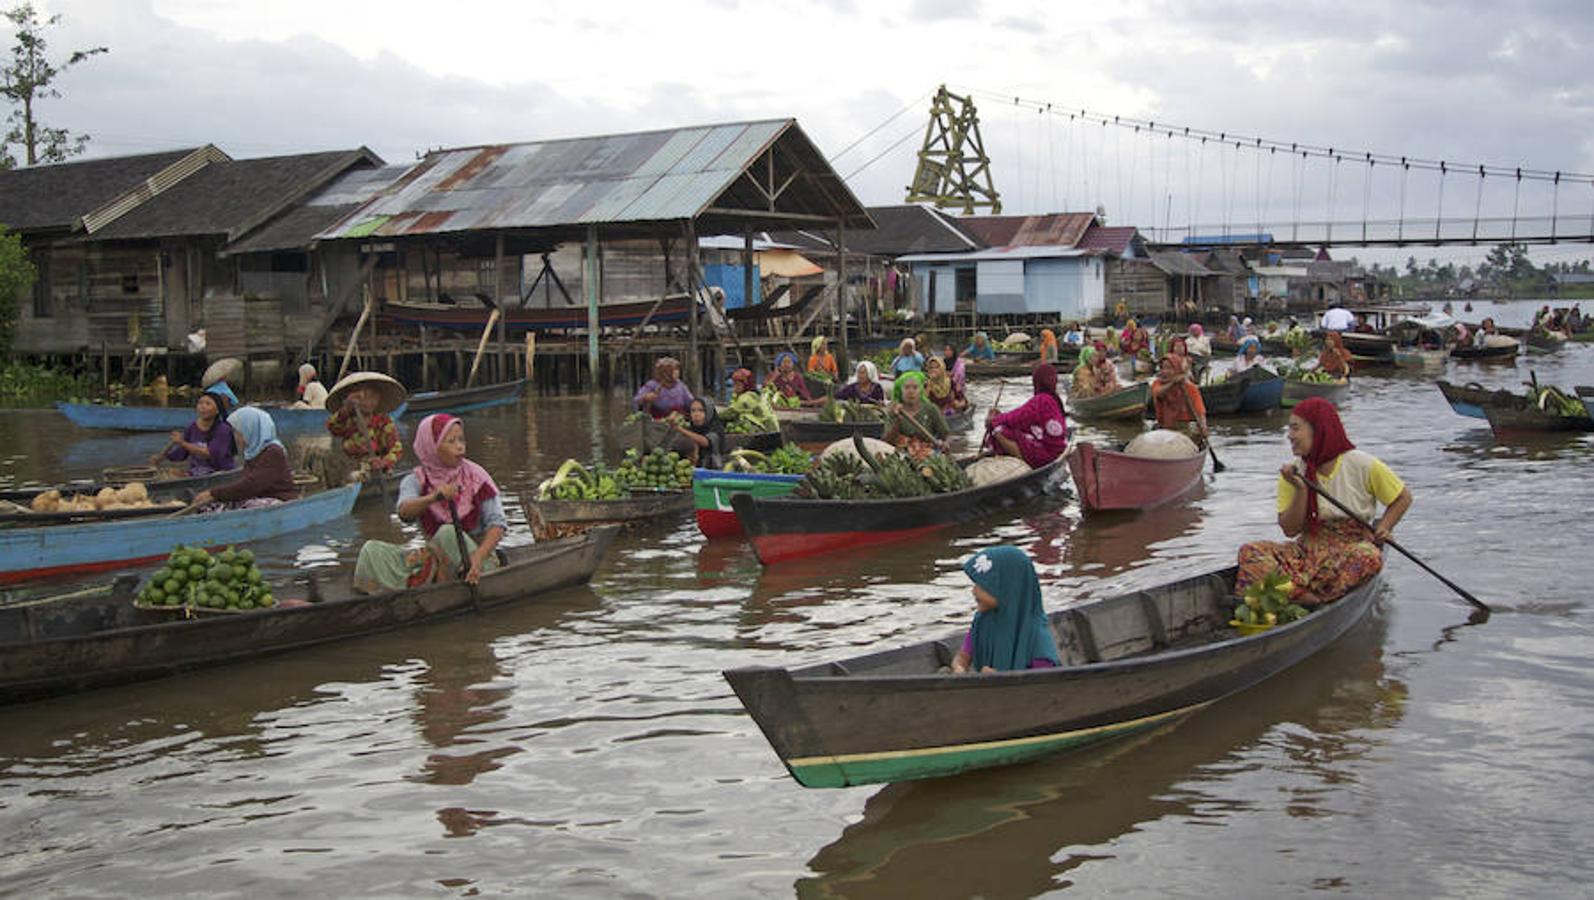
1120;318;1149;357
157;388;237;476
1088;340;1121;395
724;368;779;434
1151;352;1209;438
1037;328;1060;365
805;336;839;380
634;356;694;419
963;331;997;361
891;338;925;376
883;370;949;455
191;407;298;509
1071;345;1102;398
354;414;508;593
941;344;967;395
1166;335;1194;376
1235;398;1410;607
949;545;1061;673
1234;335;1267;373
766;351;820;405
1316;331;1354;379
984;363;1068;468
1186;322;1212;359
923;355;967;415
730;367;758;396
834;360;885;404
1226;316;1244;343
671;396;725;468
292;363;329;409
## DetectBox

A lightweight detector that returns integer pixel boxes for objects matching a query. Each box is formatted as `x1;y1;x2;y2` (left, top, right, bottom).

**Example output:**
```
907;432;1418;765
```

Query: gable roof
1077;224;1143;256
1147;249;1214;277
0;147;215;234
223;163;411;256
827;204;980;255
957;212;1097;249
317;118;872;243
88;148;383;243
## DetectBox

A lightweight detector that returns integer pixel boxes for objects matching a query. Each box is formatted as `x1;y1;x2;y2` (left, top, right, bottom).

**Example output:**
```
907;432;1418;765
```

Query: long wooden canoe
964;359;1039;379
731;456;1065;566
724;566;1381;787
380;296;691;334
1066;441;1205;511
724;430;784;453
1068;382;1150;421
405;379;526;416
0;468;235;506
0;483;360;585
1481;396;1594;436
692;469;805;539
1436;380;1516;419
1198;379;1246;416
1281;377;1350;408
1450;343;1518;361
523;489;692;527
56;400;407;433
779;415;886;444
1236;369;1284;412
0;527;616;706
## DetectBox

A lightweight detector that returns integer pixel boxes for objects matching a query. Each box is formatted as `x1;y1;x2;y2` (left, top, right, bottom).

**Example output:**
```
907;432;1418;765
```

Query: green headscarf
892;370;928;403
963;545;1061;671
1076;345;1096;372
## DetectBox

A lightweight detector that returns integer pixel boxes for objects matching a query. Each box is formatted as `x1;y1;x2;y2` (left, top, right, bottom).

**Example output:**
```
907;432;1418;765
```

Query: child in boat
950;545;1062;673
1234;398;1411;607
670;397;725;468
191;407;299;509
984;364;1069;468
354;414;507;593
325;372;406;475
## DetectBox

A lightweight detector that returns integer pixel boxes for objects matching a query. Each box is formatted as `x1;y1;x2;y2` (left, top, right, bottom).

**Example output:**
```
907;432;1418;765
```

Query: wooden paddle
1299;478;1491;617
1173;376;1225;473
164;498;206;518
447;497;484;614
978;382;1007;454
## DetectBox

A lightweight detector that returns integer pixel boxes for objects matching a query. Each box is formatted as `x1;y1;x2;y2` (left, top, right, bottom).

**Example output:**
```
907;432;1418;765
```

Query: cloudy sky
21;0;1594;263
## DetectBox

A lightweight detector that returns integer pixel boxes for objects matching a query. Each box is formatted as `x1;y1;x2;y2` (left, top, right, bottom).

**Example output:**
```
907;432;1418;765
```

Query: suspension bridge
834;85;1594;250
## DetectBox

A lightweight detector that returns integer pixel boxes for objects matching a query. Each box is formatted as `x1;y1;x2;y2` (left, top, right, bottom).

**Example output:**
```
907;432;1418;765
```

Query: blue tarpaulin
703;263;763;309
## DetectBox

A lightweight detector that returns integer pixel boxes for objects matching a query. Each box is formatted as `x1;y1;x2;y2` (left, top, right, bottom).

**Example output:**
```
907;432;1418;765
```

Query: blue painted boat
0;483;360;585
1236;369;1284;412
1436;380;1513;420
404;380;525;417
56;401;408;433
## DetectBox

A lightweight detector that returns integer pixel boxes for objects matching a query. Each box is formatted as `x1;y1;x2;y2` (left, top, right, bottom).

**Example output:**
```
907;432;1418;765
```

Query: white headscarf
853;360;880;384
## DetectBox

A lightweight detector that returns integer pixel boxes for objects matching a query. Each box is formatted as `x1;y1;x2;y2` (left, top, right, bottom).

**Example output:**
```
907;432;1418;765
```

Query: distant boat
56;401;407;433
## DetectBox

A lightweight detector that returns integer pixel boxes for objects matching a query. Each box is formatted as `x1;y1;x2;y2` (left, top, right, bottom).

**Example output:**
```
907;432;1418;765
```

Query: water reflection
797;609;1403;899
1059;501;1205;576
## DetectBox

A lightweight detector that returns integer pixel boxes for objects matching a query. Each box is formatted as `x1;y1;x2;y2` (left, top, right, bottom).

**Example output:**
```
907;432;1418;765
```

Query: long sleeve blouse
166;420;237;475
210;444;299;503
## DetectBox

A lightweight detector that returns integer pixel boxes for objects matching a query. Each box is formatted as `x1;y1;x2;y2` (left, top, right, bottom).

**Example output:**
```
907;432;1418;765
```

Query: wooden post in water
836;221;850;370
584;226;600;391
466;309;502;388
338;290;374;381
494;234;508;385
685;218;701;394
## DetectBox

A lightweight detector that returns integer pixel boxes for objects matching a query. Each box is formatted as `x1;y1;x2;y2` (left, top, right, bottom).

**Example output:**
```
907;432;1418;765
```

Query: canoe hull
691;469;805;539
0;484;361;585
724;567;1380;787
1066;442;1204;511
1198;379;1246;416
1436;380;1516;419
0;468;234;506
404;380;525;416
779;417;886;444
1281;378;1350;408
56;401;407;432
732;456;1065;565
1450;344;1518;361
1482;403;1594;436
1069;382;1151;421
0;528;615;706
526;490;692;526
1237;373;1284;412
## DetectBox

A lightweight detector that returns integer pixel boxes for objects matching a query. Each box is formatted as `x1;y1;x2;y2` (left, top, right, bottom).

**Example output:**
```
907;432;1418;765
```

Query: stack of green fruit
134;544;274;612
723;444;813;475
723;391;779;433
538;460;624;501
820;397;881;423
761;384;802;410
616;447;693;490
1533;385;1587;417
1285;326;1313;354
1232;569;1309;628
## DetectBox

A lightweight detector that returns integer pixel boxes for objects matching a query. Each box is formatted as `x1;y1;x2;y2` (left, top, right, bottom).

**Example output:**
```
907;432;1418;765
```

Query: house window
30;249;51;318
121;273;140;295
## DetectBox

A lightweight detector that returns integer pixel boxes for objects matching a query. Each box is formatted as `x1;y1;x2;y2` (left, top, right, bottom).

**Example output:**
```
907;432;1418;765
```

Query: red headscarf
731;368;756;394
1292;397;1355;532
1032;362;1063;408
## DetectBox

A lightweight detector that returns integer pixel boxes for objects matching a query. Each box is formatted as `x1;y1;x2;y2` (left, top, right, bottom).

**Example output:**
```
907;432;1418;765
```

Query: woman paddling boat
154;388;238;476
883;371;949;456
325;372;407;477
984;363;1069;468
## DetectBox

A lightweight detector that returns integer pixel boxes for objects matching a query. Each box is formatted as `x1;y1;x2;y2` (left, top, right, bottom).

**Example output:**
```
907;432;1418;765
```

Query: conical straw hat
325;371;408;415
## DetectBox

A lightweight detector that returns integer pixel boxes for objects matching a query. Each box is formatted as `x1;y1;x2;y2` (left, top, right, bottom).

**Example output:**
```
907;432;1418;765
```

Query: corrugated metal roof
1076;225;1141;255
897;246;1087;263
1147;250;1214;277
317;119;869;240
959;213;1097;249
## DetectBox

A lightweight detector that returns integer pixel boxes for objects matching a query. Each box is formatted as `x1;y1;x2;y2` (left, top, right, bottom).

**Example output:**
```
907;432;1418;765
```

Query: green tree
1;3;106;168
1483;242;1534;282
0;226;36;355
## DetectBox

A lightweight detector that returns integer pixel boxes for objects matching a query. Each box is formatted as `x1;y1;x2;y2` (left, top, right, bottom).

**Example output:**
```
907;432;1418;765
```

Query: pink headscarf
412;414;499;535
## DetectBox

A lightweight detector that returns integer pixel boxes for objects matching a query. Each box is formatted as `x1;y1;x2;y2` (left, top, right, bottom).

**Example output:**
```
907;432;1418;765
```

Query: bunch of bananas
1233;569;1311;627
1534;386;1588;417
820;398;882;424
537;460;625;501
723;444;813;475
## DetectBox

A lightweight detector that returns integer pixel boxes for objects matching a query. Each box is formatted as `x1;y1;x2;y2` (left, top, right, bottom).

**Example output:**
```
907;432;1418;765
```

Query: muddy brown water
1;302;1591;897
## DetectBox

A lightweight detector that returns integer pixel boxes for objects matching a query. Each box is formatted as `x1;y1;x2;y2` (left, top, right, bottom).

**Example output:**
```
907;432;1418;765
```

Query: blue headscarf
963;545;1061;672
208;380;240;406
227;406;283;461
774;350;799;370
1238;335;1261;355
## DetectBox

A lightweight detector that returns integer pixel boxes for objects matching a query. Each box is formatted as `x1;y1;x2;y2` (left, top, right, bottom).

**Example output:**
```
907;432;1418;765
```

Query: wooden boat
0;527;616;706
1235;368;1284;412
1577;385;1594;408
730;456;1065;566
692;469;804;539
1450;342;1517;361
0;468;234;506
1068;382;1151;421
1212;335;1291;357
1066;441;1205;511
1524;331;1568;351
1481;395;1594;436
380;295;691;334
723;430;784;453
1198;378;1246;416
725;566;1382;787
1281;377;1350;408
523;489;692;531
56;400;407;433
780;415;886;445
1391;346;1448;369
404;379;526;416
1436;380;1515;420
0;483;361;585
964;359;1038;379
801;374;837;399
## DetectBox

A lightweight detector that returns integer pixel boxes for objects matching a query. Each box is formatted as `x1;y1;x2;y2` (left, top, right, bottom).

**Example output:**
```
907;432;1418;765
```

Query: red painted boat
1066;441;1205;512
729;456;1066;566
379;295;691;334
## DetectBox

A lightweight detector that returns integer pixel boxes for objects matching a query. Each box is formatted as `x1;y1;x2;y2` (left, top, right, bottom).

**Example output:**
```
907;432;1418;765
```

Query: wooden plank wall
1107;259;1170;317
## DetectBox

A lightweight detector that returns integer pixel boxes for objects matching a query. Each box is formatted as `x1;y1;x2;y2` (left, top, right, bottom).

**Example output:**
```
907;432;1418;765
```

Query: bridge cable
1511;168;1522;241
1047;105;1058;211
1435;162;1448;242
1550;172;1560;242
1163;131;1176;239
1473;166;1485;243
1326;152;1341;243
1362;155;1375;243
830;90;931;162
1397;158;1409;243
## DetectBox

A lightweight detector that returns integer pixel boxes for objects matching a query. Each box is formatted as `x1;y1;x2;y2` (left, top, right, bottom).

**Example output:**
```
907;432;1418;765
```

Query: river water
1;299;1591;897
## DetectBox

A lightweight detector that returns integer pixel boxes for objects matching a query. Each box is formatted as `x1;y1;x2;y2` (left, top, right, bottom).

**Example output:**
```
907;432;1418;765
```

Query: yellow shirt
1276;450;1404;521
